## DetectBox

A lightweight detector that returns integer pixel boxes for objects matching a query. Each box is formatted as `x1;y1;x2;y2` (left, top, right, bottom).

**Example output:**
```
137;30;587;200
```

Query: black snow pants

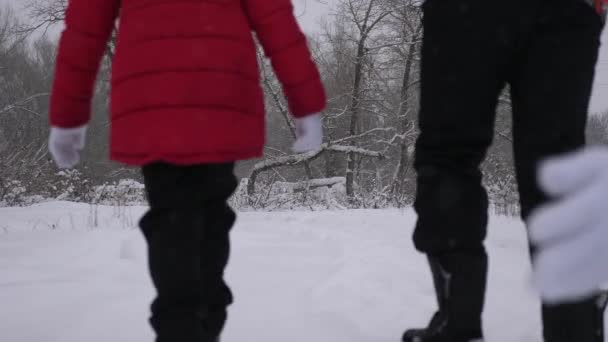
140;163;237;342
413;0;604;340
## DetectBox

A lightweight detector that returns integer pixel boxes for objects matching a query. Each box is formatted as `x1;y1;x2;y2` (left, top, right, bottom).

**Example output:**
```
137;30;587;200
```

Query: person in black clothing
404;0;607;341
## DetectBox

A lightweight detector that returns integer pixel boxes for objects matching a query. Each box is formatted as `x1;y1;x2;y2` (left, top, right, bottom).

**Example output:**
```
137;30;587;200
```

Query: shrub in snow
232;177;348;210
0;179;27;206
52;169;90;202
485;174;520;216
0;167;520;215
89;179;146;206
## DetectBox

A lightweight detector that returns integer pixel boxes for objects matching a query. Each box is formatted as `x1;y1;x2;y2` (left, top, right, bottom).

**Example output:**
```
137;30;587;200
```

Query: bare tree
0;6;59;204
23;0;66;34
330;0;392;197
382;0;423;200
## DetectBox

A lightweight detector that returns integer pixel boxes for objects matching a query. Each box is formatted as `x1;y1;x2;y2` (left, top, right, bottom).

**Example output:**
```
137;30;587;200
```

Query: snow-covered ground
0;202;588;342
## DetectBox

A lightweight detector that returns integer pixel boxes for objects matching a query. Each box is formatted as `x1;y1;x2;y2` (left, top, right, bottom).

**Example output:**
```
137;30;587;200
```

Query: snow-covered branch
247;143;385;195
292;177;346;192
333;127;397;144
326;144;385;158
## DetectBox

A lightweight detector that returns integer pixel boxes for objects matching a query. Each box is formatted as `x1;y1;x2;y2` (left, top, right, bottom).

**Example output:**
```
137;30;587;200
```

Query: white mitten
529;148;608;303
49;126;88;169
292;113;323;153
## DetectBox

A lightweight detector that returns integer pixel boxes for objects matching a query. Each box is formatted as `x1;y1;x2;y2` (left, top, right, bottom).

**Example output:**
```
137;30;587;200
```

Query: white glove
529;147;608;303
292;113;323;153
49;126;87;169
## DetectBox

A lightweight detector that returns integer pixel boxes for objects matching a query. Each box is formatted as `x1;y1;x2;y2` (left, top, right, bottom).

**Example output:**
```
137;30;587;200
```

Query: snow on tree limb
252;150;323;173
291;177;346;192
252;144;384;172
332;127;396;144
247;144;385;195
326;145;384;158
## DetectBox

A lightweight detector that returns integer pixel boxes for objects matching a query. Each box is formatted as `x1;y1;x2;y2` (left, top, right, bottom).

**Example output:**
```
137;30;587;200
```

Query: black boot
403;250;487;342
542;291;608;342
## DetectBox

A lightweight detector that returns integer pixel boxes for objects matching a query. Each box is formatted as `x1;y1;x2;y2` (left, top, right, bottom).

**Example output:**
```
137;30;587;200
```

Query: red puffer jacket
50;0;326;165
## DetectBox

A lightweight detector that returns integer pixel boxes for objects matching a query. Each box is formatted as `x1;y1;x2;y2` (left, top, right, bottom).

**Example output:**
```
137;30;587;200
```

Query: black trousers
414;0;604;340
140;163;237;342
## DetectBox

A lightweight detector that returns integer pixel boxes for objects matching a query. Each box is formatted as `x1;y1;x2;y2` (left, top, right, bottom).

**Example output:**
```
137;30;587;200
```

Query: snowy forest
1;0;607;213
3;1;608;341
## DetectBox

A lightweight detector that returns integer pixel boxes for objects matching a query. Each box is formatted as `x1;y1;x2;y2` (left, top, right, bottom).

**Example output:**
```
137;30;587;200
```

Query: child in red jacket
48;1;326;341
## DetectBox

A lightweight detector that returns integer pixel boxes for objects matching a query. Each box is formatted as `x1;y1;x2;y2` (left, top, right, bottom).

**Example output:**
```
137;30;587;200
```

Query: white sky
2;0;608;113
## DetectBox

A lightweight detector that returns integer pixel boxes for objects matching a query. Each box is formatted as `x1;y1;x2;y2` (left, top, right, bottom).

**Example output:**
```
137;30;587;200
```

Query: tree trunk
391;31;420;198
324;150;342;178
346;41;367;198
